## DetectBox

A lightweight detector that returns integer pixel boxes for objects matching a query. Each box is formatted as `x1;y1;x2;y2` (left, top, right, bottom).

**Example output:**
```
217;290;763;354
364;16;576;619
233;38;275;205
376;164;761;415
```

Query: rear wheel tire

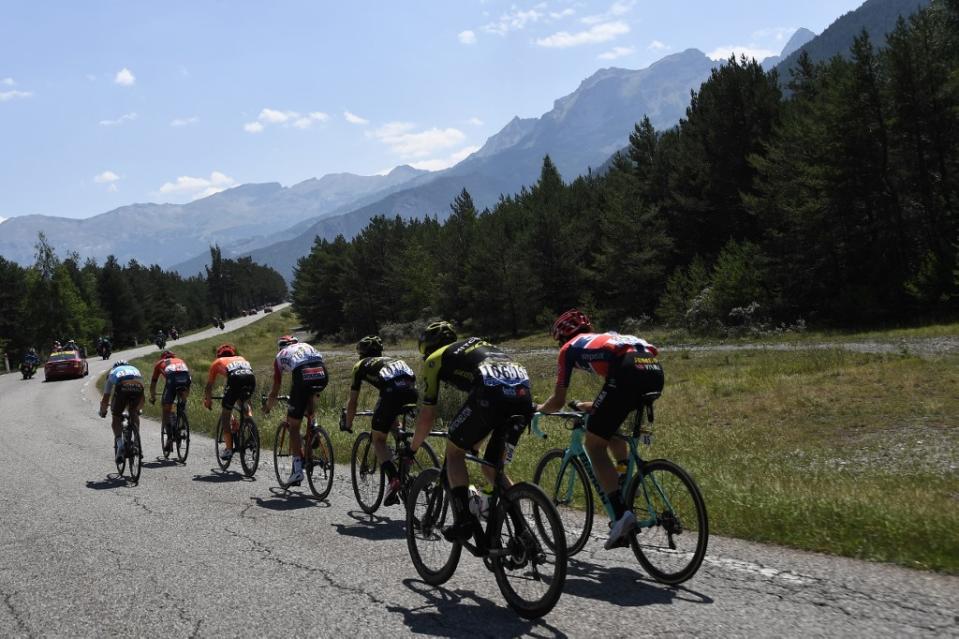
127;425;143;484
160;416;172;460
214;420;231;471
351;432;383;513
533;449;593;556
273;422;292;488
175;412;190;464
239;418;259;477
406;467;460;585
306;425;334;500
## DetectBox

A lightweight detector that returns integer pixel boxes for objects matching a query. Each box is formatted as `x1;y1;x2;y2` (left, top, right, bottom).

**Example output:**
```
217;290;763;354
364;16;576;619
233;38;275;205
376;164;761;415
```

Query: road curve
0;308;956;638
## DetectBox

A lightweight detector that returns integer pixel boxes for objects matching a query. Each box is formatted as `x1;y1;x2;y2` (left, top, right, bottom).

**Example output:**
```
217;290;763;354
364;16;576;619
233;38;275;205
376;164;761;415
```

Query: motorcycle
218;320;225;330
155;337;167;350
98;343;111;360
20;361;37;380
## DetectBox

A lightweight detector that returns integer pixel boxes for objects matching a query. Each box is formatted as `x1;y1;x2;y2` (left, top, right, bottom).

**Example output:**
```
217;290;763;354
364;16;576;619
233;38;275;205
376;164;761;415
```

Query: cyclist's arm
203;362;220;408
99;375;115;416
536;381;569;414
149;361;162;399
264;360;282;413
345;389;360;430
411;404;436;451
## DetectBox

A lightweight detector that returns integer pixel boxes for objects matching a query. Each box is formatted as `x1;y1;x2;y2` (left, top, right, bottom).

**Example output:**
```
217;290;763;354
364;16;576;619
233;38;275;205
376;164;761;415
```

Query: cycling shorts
222;371;256;410
111;381;144;416
287;362;328;419
588;351;664;440
370;381;418;434
162;371;192;405
447;384;533;464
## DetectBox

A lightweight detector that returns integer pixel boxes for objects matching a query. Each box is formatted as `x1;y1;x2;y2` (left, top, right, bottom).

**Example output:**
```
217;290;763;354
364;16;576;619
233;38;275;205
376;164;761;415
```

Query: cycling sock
451;486;470;522
609;492;626;520
381;460;398;481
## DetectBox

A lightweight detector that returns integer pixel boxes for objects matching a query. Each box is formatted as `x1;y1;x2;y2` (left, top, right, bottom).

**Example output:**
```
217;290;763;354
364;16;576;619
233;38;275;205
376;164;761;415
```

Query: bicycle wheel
625;458;708;585
489;482;567;619
114;435;126;476
127;425;143;483
406;467;460;586
533;449;593;556
175;411;190;464
273;422;292;487
351;432;383;513
214;420;232;471
401;440;440;508
240;417;260;477
160;416;172;460
306;426;334;500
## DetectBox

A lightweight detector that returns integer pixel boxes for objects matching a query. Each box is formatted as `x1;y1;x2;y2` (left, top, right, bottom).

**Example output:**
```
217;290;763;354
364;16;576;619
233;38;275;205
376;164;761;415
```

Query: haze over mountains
0;0;931;280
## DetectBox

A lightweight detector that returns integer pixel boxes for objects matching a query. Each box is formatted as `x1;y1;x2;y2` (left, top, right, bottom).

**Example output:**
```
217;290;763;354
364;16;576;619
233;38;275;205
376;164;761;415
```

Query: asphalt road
1;310;956;638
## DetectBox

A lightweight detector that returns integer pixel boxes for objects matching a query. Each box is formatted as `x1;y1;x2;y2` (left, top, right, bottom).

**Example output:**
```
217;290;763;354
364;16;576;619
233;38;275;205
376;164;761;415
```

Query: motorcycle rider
20;348;40;376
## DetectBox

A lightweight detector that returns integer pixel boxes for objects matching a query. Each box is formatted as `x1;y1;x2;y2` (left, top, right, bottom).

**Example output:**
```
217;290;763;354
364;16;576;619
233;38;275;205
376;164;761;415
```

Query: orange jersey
151;357;189;384
206;356;253;385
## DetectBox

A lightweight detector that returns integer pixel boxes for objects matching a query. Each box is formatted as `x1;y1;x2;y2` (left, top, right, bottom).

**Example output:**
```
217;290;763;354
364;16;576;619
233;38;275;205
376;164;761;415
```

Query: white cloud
0;89;32;102
1;78;14;86
582;1;635;25
93;170;120;184
294;112;329;129
244;121;264;133
409;145;481;171
158;171;236;200
753;27;796;42
370;122;466;158
598;46;634;60
259;107;297;124
458;30;477;45
114;67;135;86
550;8;575;19
344;110;369;125
648;40;669;52
246;108;328;132
707;45;778;62
467;117;484;126
170;116;199;127
98;112;137;126
483;6;544;35
536;21;629;48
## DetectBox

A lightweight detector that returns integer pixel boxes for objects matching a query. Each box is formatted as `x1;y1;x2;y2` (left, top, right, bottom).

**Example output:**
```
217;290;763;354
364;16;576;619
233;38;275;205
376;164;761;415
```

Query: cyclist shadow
85;475;130;490
564;558;713;607
142;457;179;469
192;469;254;483
253;486;330;511
330;510;405;541
388;579;568;638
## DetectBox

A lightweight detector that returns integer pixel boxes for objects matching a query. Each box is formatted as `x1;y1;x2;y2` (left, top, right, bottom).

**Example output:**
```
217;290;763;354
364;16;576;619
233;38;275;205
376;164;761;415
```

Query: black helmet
356;335;383;358
418;321;457;359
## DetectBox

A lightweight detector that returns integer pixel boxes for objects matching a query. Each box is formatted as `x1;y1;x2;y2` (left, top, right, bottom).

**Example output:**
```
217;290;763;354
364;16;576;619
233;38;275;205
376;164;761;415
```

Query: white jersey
274;343;324;377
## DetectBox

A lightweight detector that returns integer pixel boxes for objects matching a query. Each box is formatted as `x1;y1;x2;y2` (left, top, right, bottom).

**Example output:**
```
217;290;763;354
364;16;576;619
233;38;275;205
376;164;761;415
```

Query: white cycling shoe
604;511;636;550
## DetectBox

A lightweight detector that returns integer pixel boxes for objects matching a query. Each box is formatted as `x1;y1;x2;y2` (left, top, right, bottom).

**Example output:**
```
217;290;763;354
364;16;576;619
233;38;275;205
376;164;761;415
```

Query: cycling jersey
207;356;254;385
273;343;325;385
556;332;656;388
104;365;144;395
153;357;191;405
421;337;530;406
350;356;415;392
151;357;190;384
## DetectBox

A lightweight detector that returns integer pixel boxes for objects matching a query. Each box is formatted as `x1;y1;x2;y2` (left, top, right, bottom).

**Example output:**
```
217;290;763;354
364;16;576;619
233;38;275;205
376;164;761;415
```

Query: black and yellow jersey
350;356;415;392
421;337;530;406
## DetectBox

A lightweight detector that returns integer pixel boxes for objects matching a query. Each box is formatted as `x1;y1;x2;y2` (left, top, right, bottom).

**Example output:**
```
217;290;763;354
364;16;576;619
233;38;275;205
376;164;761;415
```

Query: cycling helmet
277;335;298;349
418;321;457;359
216;343;237;358
160;350;175;360
356;335;383;358
551;309;593;342
111;360;129;369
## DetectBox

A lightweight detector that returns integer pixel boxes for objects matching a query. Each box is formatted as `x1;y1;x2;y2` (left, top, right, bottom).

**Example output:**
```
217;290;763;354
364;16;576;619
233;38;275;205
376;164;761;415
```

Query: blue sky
0;0;863;220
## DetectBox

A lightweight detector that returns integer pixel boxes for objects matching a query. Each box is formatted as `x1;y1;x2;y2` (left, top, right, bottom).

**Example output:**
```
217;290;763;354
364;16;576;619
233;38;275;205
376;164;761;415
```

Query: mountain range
0;0;932;280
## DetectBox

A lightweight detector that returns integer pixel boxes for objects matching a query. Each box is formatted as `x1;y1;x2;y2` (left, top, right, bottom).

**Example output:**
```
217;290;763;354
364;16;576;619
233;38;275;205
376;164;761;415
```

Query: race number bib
379;361;414;381
226;360;253;375
479;362;529;387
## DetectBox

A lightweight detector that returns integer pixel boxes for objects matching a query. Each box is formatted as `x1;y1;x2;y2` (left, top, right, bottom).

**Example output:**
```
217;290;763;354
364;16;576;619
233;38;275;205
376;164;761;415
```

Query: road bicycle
345;405;442;514
531;393;708;585
160;393;190;463
212;394;260;477
115;411;143;483
270;395;334;500
406;415;567;619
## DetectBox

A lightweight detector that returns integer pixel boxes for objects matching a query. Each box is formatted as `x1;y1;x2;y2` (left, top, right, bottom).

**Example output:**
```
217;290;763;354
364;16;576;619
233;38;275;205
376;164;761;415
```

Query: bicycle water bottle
468;485;490;520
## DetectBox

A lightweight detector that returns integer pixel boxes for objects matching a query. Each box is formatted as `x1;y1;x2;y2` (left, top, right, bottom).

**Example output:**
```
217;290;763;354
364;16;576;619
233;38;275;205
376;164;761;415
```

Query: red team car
44;350;89;381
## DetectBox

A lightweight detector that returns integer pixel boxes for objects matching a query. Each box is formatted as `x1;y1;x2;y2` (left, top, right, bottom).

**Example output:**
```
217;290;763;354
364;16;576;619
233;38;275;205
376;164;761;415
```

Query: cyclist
99;360;145;464
149;349;192;454
264;335;328;485
22;347;40;368
535;308;664;549
203;343;256;461
343;335;418;505
409;321;533;542
96;336;112;358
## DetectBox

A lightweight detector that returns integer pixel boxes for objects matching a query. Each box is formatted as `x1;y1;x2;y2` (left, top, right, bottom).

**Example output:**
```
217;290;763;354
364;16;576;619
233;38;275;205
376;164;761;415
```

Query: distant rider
264;336;329;485
343;335;418;505
203;343;256;461
99;360;146;464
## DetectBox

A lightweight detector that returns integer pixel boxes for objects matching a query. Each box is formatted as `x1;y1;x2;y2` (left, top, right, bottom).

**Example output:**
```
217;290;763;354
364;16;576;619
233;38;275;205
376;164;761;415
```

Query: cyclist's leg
109;392;124;439
443;391;491;539
479;387;533;488
585;377;633;517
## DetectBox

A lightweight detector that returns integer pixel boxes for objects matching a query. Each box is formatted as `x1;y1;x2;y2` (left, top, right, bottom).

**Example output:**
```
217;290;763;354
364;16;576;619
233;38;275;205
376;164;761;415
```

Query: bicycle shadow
330;510;406;541
143;457;179;469
253;486;330;511
563;557;713;607
85;474;130;490
192;469;255;483
386;579;568;638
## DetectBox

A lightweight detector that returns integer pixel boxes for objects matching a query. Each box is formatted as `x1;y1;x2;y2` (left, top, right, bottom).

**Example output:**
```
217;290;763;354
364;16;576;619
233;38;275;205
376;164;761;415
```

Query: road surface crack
1;590;32;638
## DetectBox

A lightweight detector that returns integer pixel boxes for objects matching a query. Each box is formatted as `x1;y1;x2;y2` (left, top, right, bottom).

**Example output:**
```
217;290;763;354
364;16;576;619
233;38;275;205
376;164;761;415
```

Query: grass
126;311;959;574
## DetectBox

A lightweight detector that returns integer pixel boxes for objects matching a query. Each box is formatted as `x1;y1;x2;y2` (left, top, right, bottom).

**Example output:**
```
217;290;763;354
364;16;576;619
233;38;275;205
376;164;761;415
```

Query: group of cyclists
97;308;664;551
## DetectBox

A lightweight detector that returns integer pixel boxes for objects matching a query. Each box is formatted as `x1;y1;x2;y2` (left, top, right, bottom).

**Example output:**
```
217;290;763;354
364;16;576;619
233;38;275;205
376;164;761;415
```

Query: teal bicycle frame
531;406;658;526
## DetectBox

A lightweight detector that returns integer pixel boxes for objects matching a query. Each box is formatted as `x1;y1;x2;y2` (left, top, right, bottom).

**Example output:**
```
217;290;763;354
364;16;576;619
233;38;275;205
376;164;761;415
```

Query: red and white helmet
551;309;593;342
277;335;298;349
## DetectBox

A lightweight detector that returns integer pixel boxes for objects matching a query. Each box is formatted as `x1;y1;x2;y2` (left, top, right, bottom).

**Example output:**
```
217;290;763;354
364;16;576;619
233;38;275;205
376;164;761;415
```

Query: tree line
293;2;959;339
0;235;287;363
